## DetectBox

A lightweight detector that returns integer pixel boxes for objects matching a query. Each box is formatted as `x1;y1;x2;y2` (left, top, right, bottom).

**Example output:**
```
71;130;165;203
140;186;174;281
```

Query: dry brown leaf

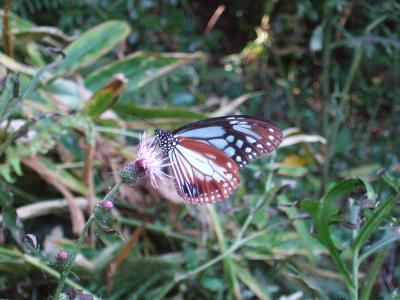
21;156;85;235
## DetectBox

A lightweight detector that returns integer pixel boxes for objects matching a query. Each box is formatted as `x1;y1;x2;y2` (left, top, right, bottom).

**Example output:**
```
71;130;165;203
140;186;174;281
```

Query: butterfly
155;115;283;205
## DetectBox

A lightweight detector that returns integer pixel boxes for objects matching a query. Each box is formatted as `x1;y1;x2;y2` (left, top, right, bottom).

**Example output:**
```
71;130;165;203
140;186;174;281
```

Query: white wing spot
246;136;256;143
226;135;234;142
225;146;235;156
230;120;239;124
236;139;243;148
269;135;274;140
269;128;274;133
227;162;232;168
257;144;262;148
267;142;271;146
248;154;253;159
245;147;251;153
236;156;242;162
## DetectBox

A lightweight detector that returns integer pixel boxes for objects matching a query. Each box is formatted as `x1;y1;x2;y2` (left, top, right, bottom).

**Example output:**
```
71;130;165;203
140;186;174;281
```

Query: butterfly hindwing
173;115;283;168
169;137;240;204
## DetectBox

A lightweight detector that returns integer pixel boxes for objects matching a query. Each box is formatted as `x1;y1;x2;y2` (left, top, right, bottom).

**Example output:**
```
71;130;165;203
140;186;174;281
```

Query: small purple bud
57;250;69;261
102;200;113;211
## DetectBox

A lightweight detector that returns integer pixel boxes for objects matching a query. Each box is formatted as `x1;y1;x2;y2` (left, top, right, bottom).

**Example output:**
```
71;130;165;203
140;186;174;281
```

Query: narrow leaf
53;20;131;75
315;178;375;286
85;51;201;94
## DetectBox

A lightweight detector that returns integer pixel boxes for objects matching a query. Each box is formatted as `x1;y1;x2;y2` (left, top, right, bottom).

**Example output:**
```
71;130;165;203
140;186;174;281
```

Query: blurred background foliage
0;0;399;299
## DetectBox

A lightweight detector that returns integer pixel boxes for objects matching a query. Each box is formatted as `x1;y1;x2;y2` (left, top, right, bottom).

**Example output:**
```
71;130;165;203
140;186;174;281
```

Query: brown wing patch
170;138;240;205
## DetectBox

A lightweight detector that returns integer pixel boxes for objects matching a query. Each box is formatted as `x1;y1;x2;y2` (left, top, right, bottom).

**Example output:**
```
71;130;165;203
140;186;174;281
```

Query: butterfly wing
173;115;283;168
169;137;240;204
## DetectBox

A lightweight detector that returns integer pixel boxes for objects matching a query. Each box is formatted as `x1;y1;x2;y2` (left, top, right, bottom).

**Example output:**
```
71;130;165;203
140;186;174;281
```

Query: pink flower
102;200;114;211
120;133;169;189
57;250;69;261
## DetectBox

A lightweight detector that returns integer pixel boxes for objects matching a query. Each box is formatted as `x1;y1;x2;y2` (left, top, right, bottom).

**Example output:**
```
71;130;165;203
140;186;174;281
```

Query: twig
204;5;225;35
2;0;13;57
83;143;96;246
21;157;86;235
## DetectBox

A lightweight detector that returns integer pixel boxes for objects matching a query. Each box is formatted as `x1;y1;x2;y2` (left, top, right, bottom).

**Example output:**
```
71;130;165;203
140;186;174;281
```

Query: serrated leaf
53;20;131;75
0;181;23;243
7;147;22;176
314;178;376;286
0;164;14;182
354;196;396;255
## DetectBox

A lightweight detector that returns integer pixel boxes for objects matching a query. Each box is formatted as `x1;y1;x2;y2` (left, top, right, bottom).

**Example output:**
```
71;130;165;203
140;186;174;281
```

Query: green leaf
354;196;397;256
85;51;201;95
6;147;22;176
0;9;34;34
314;178;376;287
53;20;131;75
234;262;270;300
360;250;387;300
113;104;205;123
0;52;37;76
300;199;320;220
0;164;13;182
0;181;23;243
200;276;224;291
380;170;400;194
84;74;127;119
0;74;17;123
279;194;316;265
39;158;88;195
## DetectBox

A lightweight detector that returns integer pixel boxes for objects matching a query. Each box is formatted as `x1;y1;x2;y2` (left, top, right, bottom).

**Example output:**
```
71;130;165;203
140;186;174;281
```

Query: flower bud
119;160;144;185
57;250;69;261
102;200;114;211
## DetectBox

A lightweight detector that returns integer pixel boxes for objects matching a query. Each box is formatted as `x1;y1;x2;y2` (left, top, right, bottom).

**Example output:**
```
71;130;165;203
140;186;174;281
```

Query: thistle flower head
119;132;169;189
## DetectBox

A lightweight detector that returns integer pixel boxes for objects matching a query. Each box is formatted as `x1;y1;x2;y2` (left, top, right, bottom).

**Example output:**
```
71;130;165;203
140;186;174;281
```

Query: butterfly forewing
173;115;283;168
170;138;240;204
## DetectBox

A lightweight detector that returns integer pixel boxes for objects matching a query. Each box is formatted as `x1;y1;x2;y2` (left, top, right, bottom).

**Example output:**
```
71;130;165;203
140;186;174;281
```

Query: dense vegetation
0;0;399;299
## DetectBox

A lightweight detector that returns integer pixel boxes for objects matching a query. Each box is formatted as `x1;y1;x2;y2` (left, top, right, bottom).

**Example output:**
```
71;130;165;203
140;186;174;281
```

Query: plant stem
351;252;359;300
321;1;333;194
208;206;241;299
53;214;95;299
0;247;98;299
53;180;122;299
235;156;275;243
350;201;360;300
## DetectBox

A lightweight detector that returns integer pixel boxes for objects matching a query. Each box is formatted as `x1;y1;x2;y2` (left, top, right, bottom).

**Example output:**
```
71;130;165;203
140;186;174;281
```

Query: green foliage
0;1;399;299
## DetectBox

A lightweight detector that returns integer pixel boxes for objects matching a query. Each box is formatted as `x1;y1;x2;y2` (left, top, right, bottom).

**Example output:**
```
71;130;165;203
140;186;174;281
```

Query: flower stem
53;180;123;299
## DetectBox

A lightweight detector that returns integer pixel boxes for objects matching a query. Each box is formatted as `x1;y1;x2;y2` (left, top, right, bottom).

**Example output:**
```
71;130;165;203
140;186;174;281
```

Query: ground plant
0;1;399;299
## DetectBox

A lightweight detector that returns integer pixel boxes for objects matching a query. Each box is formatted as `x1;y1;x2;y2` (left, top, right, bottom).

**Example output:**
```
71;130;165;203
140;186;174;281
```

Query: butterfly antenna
130;112;159;130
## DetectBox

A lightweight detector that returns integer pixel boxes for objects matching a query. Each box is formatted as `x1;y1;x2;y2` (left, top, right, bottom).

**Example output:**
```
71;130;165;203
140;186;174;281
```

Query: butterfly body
155;115;282;205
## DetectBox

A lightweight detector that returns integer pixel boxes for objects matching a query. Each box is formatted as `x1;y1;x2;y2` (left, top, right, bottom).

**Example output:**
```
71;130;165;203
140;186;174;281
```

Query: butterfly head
155;128;178;154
